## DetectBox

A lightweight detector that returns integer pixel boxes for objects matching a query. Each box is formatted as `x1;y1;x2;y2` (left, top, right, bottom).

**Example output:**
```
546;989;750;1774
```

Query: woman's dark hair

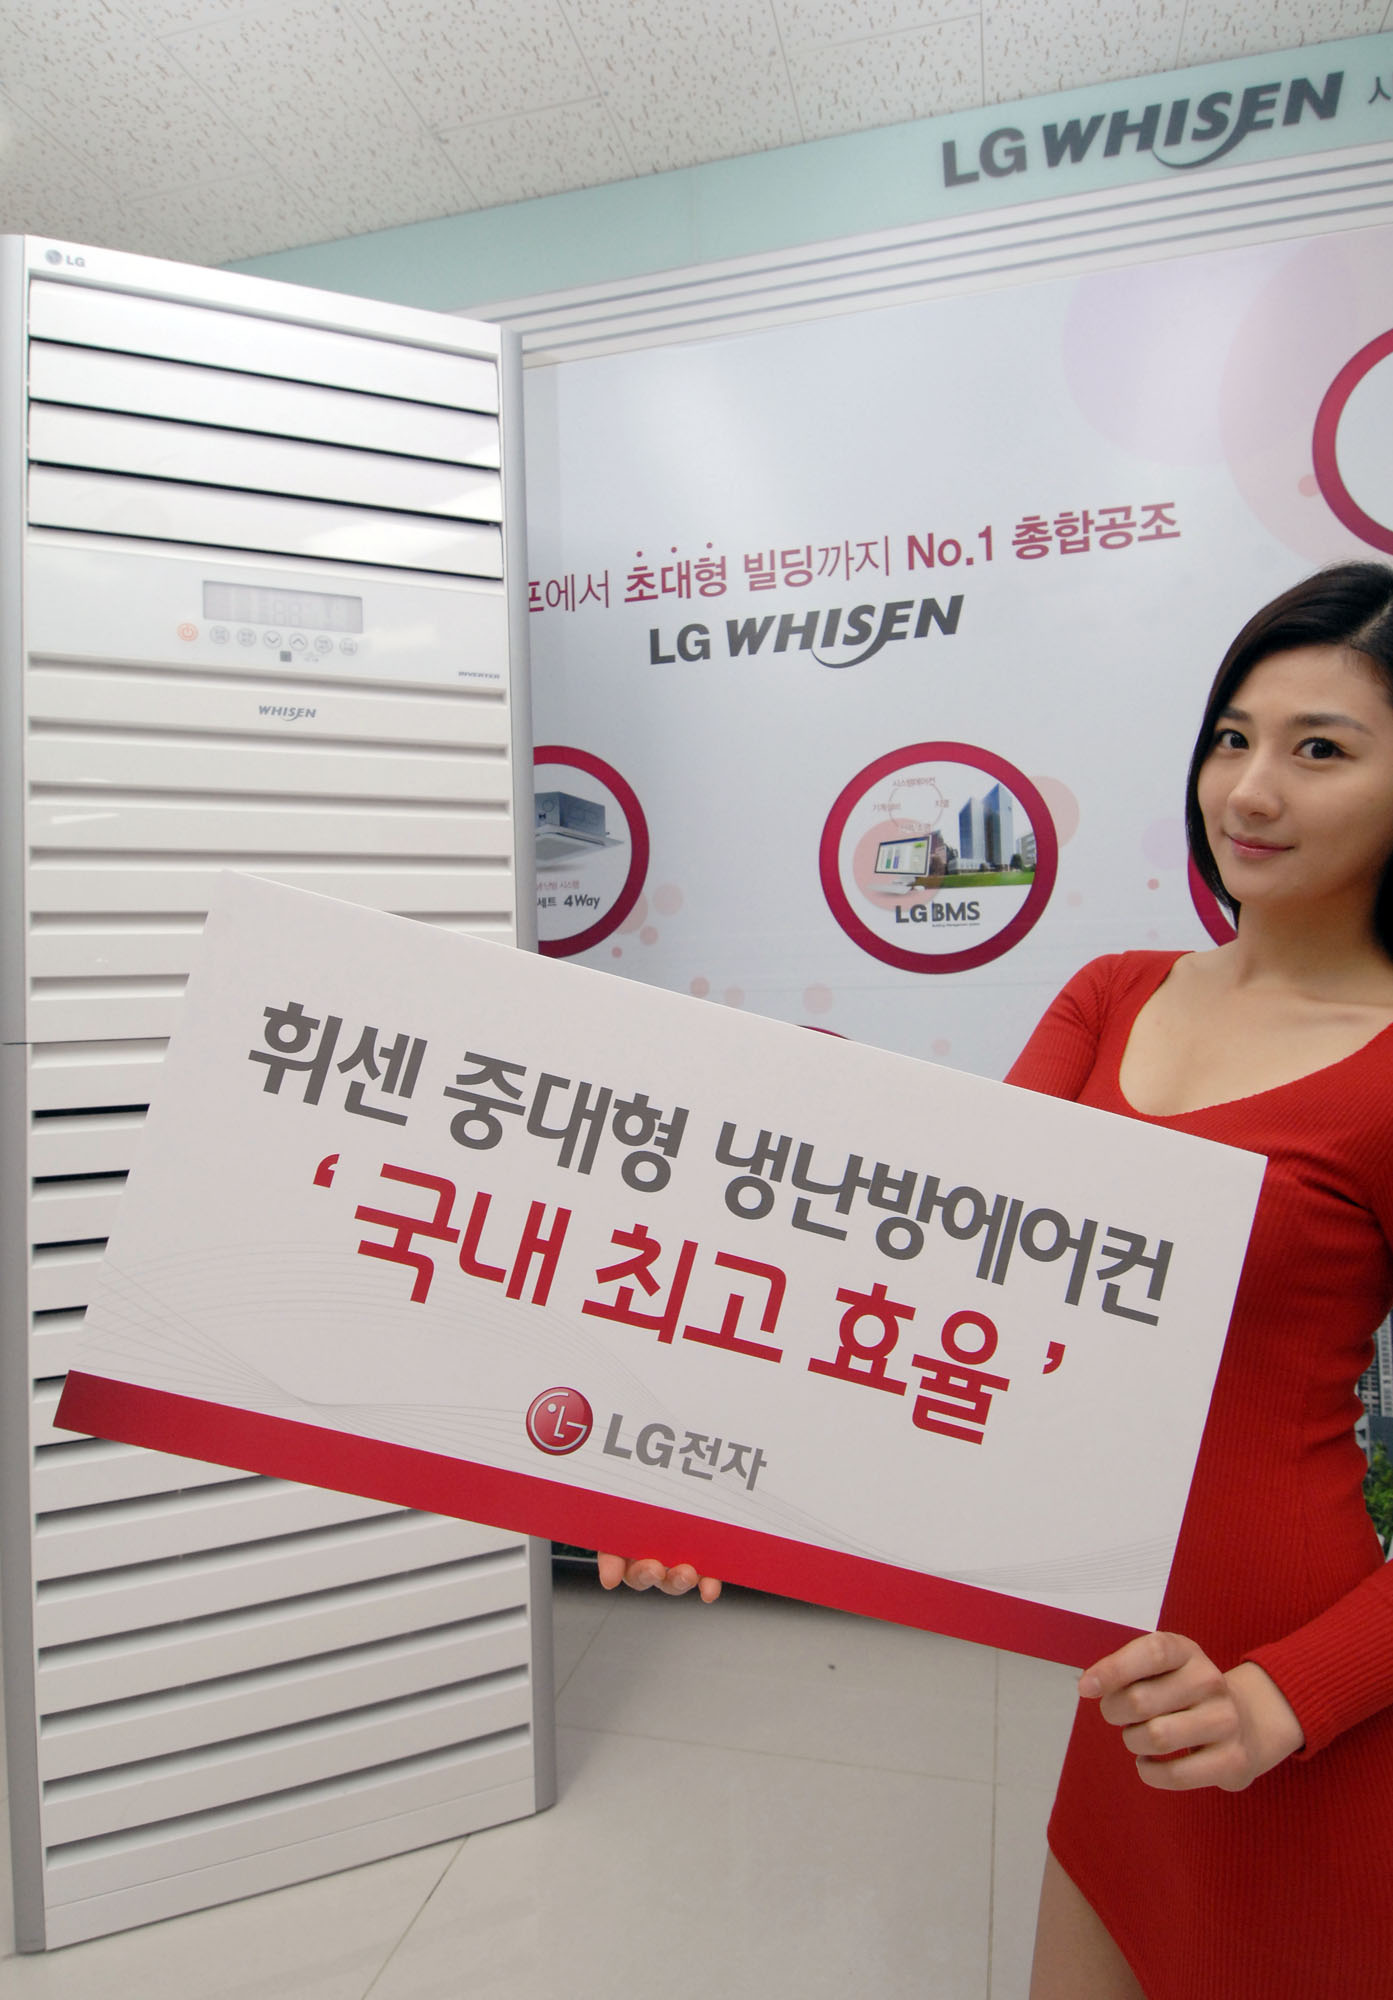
1185;562;1393;949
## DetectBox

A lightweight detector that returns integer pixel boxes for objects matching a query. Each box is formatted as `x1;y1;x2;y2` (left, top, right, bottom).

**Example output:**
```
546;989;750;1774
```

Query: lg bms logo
896;898;982;928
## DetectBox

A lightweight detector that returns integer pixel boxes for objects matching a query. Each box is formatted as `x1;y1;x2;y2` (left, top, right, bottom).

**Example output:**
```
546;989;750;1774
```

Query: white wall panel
477;139;1393;364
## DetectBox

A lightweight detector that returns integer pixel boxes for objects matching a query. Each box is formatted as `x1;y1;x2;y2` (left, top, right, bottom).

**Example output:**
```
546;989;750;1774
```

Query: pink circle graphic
820;743;1058;974
1188;854;1237;944
525;1386;594;1456
1312;329;1393;555
534;745;650;960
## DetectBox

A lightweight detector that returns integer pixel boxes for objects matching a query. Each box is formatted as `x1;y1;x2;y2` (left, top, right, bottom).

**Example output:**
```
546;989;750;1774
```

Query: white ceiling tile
4;4;262;194
124;1;270;26
349;0;597;129
117;169;329;264
981;0;1184;102
776;0;980;48
272;129;481;237
9;0;128;40
1177;0;1385;64
163;0;477;235
440;98;633;205
789;17;982;138
160;0;395;127
564;0;804;171
0;87;129;248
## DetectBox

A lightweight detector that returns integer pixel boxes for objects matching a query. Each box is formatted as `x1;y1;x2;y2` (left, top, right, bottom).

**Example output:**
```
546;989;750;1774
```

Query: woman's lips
1226;833;1292;859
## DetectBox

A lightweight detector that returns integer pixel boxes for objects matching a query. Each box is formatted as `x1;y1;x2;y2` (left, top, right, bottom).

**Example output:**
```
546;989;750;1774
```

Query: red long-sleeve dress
1007;951;1393;2000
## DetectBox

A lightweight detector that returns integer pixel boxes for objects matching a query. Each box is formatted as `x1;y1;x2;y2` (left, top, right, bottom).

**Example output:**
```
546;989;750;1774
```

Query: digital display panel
875;837;929;876
203;583;364;633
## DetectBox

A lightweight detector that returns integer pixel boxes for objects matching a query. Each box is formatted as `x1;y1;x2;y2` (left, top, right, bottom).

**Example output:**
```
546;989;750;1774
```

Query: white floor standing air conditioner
0;236;554;1951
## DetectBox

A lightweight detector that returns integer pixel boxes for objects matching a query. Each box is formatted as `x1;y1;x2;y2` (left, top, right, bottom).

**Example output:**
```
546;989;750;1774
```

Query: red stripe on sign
55;1370;1138;1670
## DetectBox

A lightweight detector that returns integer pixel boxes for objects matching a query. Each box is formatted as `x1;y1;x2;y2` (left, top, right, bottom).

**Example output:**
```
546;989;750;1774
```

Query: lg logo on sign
525;1387;594;1455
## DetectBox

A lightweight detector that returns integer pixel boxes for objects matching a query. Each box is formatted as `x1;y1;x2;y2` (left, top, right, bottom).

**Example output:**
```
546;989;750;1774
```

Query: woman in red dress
603;563;1393;1999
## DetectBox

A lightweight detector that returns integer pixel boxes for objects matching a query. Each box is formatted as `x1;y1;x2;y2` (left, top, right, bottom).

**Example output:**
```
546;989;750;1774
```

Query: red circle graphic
533;745;650;959
1312;328;1393;556
819;742;1058;974
525;1386;594;1455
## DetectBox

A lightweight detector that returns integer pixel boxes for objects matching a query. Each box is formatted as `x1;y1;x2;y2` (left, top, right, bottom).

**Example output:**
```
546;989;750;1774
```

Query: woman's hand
1078;1631;1304;1791
596;1552;722;1603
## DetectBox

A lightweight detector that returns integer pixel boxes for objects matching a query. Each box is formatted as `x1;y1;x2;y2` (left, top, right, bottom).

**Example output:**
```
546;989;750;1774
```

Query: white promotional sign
59;875;1265;1667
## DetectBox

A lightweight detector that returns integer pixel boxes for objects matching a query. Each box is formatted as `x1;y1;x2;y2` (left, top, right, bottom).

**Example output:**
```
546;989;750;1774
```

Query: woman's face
1197;644;1393;923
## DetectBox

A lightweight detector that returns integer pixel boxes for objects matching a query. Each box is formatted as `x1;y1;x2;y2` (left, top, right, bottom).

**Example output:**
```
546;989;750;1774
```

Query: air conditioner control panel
27;540;509;689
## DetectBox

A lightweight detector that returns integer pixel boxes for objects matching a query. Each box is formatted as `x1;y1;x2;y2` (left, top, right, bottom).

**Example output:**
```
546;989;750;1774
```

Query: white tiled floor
0;1574;1079;2000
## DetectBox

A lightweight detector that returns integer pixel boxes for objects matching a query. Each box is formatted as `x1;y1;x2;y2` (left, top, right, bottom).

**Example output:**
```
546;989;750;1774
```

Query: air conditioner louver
25;279;504;579
3;240;549;1953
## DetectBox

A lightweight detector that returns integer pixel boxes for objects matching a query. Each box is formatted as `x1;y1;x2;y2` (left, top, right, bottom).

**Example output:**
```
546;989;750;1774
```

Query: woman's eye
1299;737;1343;761
1212;727;1246;751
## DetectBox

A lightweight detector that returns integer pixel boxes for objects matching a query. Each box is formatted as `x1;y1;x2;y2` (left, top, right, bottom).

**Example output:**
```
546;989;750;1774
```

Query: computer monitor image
874;836;931;887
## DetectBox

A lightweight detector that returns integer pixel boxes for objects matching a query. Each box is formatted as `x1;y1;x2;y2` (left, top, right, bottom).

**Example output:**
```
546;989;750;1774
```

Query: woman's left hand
1078;1631;1305;1791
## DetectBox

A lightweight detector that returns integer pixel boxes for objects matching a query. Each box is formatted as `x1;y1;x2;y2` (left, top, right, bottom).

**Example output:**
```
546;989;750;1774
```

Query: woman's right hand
596;1552;722;1603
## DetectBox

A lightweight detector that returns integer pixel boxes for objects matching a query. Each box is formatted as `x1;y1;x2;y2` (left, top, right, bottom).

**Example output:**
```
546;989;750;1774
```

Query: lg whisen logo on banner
942;69;1343;187
648;594;963;670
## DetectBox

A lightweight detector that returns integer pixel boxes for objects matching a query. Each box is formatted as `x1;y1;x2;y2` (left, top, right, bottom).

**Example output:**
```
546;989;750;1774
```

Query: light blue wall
229;31;1393;312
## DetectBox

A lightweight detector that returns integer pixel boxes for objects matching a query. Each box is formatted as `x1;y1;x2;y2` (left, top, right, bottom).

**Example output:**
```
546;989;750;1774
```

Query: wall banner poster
521;218;1393;1080
57;875;1265;1668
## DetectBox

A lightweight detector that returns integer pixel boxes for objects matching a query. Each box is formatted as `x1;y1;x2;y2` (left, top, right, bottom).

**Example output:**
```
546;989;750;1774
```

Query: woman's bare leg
1029;1851;1146;2000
